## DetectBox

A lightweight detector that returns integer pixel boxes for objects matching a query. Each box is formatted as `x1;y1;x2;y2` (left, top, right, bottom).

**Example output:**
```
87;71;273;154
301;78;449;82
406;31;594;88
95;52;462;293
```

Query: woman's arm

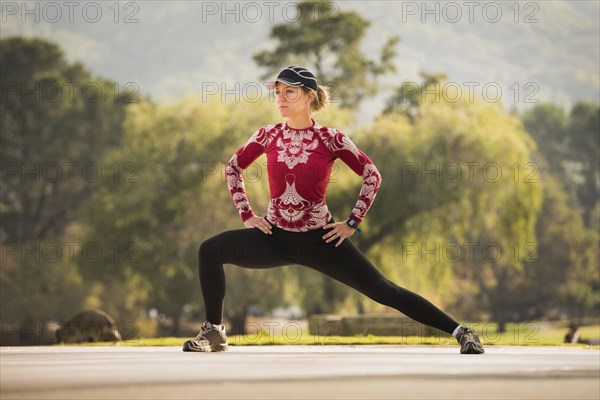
225;126;269;222
329;130;382;226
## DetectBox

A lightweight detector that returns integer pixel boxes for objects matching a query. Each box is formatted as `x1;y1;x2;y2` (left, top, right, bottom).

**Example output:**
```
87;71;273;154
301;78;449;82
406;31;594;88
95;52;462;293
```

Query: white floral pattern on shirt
276;128;319;169
266;174;331;232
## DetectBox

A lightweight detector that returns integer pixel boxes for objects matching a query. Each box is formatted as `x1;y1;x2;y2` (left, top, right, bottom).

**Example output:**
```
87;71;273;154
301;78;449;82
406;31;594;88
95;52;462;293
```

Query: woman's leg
299;238;459;335
198;228;293;325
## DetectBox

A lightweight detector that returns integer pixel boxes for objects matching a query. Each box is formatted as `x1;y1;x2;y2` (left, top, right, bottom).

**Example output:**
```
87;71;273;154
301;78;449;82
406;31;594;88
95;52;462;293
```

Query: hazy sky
2;0;599;122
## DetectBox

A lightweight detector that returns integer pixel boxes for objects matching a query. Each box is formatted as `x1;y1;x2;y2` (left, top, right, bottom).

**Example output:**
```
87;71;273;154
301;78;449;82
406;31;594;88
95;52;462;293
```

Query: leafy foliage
0;37;133;326
2;29;597;338
253;0;398;110
0;37;133;243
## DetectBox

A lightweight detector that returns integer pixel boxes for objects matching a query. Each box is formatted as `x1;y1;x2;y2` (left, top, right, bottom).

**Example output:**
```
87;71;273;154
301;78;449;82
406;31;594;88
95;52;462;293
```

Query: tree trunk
170;307;182;337
492;273;509;333
227;313;248;336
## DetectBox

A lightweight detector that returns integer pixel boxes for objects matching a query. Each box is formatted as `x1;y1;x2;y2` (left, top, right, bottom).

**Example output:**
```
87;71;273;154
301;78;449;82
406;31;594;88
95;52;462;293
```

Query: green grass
64;322;600;348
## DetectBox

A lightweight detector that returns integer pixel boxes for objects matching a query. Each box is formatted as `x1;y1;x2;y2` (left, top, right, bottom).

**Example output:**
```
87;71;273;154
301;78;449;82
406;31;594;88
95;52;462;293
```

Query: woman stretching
183;66;484;354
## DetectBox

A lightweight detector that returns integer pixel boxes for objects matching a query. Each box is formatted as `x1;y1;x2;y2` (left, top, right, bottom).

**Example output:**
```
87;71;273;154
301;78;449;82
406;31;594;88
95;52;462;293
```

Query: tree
0;37;136;336
0;37;135;244
523;102;600;227
253;0;398;110
383;71;448;122
520;102;600;321
568;102;599;227
518;175;599;320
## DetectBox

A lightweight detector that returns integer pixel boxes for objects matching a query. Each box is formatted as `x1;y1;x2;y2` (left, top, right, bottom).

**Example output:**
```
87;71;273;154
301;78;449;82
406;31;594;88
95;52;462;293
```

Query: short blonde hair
303;85;329;113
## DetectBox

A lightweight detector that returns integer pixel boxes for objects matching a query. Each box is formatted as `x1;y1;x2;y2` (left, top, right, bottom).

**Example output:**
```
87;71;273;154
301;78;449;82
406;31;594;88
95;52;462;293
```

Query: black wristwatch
346;217;361;233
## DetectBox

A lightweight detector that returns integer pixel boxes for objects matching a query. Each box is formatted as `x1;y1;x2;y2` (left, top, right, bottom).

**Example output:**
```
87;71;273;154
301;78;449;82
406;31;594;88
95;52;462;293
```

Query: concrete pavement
1;345;599;399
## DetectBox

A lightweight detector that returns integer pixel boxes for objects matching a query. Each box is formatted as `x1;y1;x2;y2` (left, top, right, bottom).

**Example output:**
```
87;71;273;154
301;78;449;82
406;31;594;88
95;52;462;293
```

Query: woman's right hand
244;216;273;235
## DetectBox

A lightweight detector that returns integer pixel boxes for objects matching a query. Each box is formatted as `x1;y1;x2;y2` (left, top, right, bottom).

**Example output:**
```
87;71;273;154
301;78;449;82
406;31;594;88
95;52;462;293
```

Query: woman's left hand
322;222;356;247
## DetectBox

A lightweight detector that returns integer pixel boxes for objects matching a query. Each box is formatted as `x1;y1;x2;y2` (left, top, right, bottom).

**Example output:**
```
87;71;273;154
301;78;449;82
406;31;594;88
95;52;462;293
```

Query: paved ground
1;345;599;400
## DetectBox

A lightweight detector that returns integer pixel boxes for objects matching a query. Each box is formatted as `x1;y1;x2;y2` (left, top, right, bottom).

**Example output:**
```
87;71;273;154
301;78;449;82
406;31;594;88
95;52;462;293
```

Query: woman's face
274;82;313;118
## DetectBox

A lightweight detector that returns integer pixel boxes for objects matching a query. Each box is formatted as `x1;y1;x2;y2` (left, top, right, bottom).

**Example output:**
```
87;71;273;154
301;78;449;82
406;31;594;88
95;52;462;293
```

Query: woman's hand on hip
322;222;356;247
244;216;273;235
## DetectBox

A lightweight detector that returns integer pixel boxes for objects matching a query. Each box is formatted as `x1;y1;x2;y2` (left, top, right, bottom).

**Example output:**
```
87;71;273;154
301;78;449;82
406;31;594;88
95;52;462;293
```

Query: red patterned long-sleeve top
225;119;382;232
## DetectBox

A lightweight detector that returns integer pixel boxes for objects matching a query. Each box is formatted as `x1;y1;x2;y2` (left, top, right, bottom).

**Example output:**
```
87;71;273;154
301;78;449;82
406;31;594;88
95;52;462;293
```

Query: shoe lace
459;327;474;341
195;322;214;340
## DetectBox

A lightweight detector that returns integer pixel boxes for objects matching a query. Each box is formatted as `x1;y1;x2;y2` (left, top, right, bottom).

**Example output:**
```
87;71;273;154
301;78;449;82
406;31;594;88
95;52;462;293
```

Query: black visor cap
265;66;318;92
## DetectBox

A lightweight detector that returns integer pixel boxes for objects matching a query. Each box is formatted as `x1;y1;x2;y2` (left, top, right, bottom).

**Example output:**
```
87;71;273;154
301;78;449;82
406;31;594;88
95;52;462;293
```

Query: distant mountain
2;0;598;122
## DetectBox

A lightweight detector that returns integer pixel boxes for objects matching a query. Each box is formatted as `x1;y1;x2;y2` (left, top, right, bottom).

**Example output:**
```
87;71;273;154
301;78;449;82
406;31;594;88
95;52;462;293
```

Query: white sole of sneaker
182;340;211;352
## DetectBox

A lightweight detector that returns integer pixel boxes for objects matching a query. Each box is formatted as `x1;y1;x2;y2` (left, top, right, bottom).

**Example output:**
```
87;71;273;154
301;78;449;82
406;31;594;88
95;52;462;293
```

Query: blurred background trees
1;37;134;326
1;0;598;340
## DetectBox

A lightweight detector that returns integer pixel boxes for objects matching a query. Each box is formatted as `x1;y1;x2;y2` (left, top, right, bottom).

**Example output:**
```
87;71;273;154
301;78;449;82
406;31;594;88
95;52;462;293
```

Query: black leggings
198;220;459;335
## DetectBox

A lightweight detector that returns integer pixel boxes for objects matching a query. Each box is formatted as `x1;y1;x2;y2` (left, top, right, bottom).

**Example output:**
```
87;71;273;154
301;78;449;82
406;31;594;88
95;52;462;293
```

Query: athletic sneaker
456;326;485;354
182;321;229;352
